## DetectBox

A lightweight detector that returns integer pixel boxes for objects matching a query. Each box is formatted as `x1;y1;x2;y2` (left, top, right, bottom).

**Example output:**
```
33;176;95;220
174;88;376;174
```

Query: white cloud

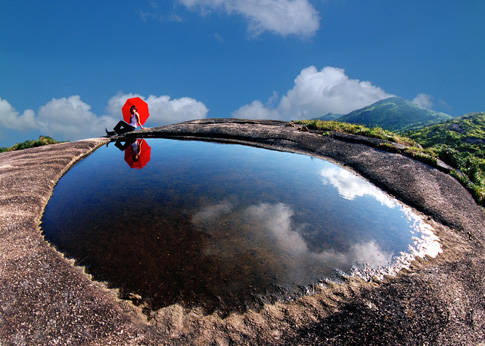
349;241;392;267
106;93;209;125
0;98;37;130
192;200;441;281
233;66;391;121
245;202;308;255
0;92;209;142
193;201;393;267
147;95;209;123
189;200;402;286
37;96;116;140
244;202;393;267
192;200;234;225
412;93;433;109
179;0;320;37
320;166;397;208
233;100;281;120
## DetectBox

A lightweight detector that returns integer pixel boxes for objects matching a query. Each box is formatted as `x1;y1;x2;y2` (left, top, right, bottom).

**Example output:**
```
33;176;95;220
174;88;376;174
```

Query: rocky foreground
0;119;483;344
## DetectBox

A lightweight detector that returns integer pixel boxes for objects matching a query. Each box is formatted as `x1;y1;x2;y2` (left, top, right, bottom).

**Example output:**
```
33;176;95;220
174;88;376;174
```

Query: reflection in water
115;138;152;169
320;167;396;208
320;166;442;278
42;139;441;316
193;201;393;287
192;200;234;225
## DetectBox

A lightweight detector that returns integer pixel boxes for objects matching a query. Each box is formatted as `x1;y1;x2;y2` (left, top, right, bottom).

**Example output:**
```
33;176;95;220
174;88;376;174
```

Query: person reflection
114;138;135;151
131;139;143;163
115;138;151;169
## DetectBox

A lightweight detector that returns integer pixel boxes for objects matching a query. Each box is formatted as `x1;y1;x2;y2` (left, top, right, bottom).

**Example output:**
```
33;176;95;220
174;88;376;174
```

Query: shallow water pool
41;138;439;316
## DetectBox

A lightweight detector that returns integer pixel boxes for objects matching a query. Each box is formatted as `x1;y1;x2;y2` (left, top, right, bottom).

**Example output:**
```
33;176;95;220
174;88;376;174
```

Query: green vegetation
336;97;452;131
405;112;485;204
296;114;485;206
0;136;61;152
311;113;341;121
296;119;417;146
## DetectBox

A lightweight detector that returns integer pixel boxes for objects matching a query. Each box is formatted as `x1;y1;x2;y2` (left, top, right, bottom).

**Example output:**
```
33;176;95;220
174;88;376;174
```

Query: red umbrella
124;139;151;169
122;97;150;126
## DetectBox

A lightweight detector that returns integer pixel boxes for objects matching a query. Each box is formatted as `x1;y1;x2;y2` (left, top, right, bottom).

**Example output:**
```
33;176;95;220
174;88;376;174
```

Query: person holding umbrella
106;97;150;136
106;106;144;136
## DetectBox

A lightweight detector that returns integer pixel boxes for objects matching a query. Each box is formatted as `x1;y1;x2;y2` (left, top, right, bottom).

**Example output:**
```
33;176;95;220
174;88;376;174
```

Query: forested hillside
336;97;452;131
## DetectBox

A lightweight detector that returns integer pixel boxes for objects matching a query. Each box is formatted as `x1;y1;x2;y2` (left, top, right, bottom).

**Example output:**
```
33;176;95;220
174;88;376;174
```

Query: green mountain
297;112;485;204
406;112;484;201
311;113;342;121
336;97;453;131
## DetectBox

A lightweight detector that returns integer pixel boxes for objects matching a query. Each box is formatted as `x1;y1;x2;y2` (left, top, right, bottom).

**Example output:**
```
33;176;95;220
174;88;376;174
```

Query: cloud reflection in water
244;202;393;267
320;167;396;208
192;200;234;225
192;200;394;284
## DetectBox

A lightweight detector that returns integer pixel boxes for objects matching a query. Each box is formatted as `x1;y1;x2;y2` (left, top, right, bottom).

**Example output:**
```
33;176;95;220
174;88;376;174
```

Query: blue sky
1;0;484;146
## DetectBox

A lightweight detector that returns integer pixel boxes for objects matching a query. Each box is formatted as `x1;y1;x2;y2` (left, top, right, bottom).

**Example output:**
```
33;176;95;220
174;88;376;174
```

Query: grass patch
295;119;484;206
295;120;417;146
405;113;484;205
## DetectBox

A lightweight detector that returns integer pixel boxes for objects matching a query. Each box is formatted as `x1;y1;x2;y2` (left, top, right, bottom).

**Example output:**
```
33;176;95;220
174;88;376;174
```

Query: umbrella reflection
115;138;151;169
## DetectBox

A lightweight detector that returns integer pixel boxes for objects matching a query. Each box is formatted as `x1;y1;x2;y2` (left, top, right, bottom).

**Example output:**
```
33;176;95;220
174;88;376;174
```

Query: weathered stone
0;120;484;344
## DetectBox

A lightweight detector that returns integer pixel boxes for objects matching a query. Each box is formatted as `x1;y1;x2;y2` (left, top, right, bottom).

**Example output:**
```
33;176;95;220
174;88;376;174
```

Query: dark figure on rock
106;105;144;136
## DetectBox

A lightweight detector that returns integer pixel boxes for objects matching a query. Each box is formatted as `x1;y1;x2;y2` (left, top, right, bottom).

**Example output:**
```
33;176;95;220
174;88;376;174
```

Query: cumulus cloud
244;202;392;266
193;200;393;269
0;98;37;130
233;66;391;121
349;241;392;267
192;200;234;225
179;0;320;37
245;202;308;255
37;96;116;140
190;200;441;282
320;167;396;208
0;93;209;141
0;95;113;140
233;100;281;120
106;93;209;125
412;93;433;109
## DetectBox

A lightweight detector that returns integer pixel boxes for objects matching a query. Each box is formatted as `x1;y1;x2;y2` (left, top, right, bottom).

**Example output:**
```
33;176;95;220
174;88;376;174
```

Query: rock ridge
0;119;483;344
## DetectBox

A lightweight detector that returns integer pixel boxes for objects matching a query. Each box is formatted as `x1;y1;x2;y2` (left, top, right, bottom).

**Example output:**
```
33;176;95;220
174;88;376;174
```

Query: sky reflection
192;201;394;273
42;138;441;314
320;167;396;208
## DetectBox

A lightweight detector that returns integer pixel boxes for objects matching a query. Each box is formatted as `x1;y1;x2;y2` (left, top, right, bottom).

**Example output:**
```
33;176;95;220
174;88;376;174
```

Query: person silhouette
106;105;144;136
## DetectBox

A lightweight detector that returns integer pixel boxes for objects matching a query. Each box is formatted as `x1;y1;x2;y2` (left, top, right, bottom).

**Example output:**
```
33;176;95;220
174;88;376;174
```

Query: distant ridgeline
0;136;61;152
313;97;453;132
301;107;485;205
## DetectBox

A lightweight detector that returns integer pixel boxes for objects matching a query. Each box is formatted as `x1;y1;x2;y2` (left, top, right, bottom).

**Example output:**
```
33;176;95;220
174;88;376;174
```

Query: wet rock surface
1;119;484;344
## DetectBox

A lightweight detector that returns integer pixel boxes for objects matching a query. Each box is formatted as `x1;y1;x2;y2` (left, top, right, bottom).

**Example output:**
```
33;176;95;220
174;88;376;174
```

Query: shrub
1;136;61;152
296;118;484;206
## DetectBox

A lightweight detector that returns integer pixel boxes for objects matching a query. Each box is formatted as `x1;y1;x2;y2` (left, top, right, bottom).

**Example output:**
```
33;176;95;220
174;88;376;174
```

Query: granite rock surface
0;119;483;344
